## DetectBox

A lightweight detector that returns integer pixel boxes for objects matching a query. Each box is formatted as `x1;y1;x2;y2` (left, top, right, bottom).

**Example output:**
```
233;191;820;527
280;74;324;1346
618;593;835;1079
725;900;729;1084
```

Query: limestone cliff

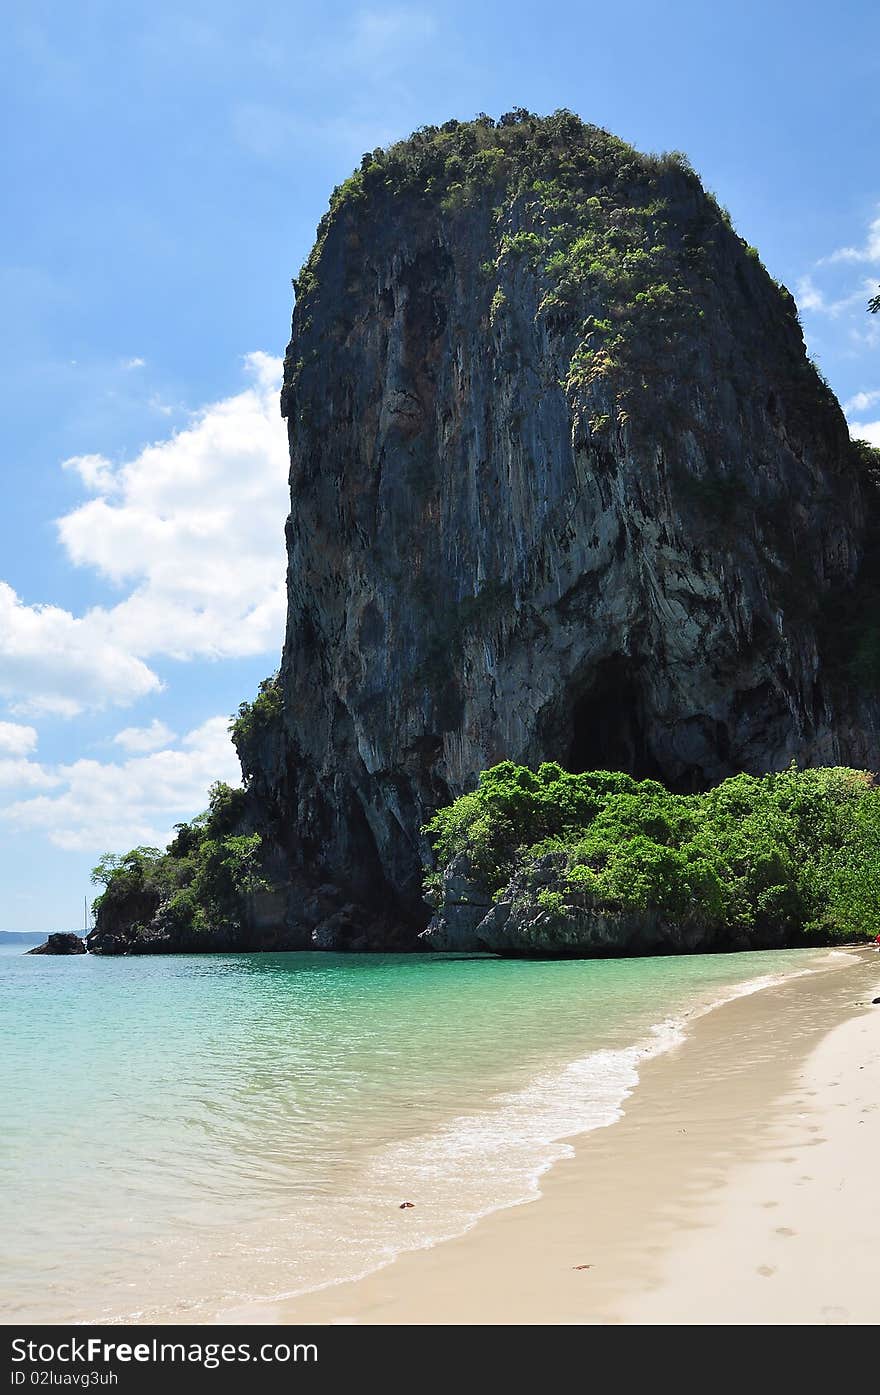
231;110;878;948
89;111;880;954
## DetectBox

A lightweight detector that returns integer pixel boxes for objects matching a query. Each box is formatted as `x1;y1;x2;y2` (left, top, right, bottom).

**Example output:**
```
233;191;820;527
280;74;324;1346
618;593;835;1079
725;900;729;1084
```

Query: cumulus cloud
0;721;38;756
0;353;288;717
795;275;825;312
58;350;288;662
0;723;59;790
62;452;119;492
0;581;162;717
112;719;176;753
2;716;241;852
0;758;60;791
844;389;880;415
849;419;880;448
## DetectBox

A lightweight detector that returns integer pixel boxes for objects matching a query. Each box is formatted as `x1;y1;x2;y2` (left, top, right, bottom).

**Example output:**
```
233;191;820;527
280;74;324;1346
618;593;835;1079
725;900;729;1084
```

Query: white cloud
844;389;880;415
0;758;60;791
57;350;288;663
0;725;57;788
0;581;162;717
0;353;288;717
796;275;825;312
2;716;240;852
122;357;146;370
0;724;59;792
0;721;37;756
823;212;880;265
795;276;873;318
62;452;119;492
112;719;176;753
797;212;880;344
849;419;880;448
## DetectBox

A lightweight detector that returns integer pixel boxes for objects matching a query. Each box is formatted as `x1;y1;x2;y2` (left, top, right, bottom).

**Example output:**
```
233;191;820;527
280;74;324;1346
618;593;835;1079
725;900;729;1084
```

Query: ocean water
0;943;837;1323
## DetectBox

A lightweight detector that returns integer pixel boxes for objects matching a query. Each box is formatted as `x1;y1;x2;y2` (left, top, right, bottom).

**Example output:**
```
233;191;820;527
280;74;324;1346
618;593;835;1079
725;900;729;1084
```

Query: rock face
85;890;369;955
87;922;249;955
28;932;87;956
235;111;879;948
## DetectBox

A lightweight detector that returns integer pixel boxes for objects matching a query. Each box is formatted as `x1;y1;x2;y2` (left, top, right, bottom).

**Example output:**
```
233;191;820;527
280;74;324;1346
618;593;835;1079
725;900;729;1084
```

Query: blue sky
1;0;878;931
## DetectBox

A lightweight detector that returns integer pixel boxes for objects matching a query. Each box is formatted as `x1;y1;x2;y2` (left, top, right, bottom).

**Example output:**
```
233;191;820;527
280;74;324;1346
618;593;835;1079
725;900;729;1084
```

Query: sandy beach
231;948;879;1326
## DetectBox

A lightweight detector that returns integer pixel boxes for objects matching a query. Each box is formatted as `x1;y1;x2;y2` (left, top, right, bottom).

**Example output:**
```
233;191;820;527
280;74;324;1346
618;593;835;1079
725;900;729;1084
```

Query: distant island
0;930;60;945
82;109;880;957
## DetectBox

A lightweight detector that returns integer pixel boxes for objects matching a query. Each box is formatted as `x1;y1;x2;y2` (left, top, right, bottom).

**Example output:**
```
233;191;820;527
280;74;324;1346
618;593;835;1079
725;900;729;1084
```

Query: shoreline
224;947;879;1325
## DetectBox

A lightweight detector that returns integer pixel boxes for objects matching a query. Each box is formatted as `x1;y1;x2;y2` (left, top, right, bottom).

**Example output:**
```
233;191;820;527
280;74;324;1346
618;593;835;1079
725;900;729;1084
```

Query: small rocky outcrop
27;932;87;955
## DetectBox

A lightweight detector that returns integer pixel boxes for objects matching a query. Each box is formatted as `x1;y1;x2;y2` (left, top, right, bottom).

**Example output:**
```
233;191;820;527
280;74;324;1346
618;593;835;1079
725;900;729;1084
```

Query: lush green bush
424;761;880;941
92;781;267;934
231;676;282;755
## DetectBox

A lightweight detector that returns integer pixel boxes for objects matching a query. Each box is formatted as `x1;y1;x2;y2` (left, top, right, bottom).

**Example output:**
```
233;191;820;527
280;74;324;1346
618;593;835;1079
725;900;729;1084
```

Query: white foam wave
222;957;837;1319
364;965;820;1226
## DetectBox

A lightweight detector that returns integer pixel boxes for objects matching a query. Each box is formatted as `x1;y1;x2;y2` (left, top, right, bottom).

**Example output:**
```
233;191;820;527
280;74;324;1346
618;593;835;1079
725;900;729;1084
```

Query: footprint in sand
756;1265;776;1278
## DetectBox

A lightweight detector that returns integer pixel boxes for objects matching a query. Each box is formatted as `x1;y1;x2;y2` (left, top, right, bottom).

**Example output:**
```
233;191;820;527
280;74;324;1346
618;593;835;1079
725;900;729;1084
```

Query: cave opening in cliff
566;658;660;780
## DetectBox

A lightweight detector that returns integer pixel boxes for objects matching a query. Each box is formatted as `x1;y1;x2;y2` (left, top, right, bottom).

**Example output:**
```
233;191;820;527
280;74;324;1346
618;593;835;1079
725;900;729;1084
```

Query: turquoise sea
0;944;839;1323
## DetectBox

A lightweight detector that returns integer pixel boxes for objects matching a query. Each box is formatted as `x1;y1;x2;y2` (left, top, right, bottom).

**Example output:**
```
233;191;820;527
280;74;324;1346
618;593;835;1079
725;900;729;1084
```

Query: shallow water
0;943;835;1322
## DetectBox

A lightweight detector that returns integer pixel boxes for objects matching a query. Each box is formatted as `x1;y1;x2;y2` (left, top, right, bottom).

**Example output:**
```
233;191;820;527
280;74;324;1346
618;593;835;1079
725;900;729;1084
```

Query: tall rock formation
233;112;879;948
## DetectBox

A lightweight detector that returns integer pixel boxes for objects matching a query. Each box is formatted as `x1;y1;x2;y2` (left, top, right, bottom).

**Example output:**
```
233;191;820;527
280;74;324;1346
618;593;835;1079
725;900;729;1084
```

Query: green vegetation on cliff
292;108;783;407
91;781;266;937
425;762;880;942
230;675;283;780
